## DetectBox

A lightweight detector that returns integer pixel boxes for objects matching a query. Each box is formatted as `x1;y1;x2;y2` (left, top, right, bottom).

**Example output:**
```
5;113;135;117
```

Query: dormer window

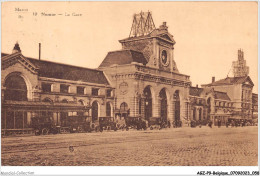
42;82;52;93
77;86;85;95
92;88;99;96
106;89;112;97
60;84;69;93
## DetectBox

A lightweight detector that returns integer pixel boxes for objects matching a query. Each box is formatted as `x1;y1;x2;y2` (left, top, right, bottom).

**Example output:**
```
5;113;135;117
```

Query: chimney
212;76;215;83
196;84;198;88
12;42;21;53
159;22;168;30
39;43;41;60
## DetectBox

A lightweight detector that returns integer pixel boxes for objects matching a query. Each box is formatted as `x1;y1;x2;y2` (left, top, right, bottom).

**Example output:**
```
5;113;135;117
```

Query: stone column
141;95;145;118
168;99;174;126
32;86;41;101
153;96;160;117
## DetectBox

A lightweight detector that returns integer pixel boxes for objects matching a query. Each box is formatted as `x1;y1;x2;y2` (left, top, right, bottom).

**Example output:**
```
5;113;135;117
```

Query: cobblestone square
1;126;258;166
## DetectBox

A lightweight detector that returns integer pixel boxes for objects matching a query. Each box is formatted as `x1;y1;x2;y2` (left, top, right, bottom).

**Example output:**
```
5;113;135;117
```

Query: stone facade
1;49;114;132
1;13;257;133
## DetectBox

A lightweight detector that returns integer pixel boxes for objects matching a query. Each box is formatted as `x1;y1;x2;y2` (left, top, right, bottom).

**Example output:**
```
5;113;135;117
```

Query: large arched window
193;107;196;120
120;102;128;111
4;74;27;101
159;88;168;122
199;108;202;120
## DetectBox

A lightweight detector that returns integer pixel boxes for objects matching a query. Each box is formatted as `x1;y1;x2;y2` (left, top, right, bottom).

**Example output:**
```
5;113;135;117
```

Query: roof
213;91;231;101
3;100;91;111
2;53;109;85
189;87;203;97
1;53;8;57
99;49;147;68
203;76;254;86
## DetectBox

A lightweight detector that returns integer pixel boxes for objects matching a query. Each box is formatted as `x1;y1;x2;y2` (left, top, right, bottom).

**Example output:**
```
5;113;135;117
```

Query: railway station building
1;12;257;134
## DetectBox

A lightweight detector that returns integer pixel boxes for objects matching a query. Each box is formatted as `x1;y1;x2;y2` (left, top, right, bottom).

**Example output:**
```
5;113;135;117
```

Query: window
60;84;69;93
43;97;53;103
5;74;27;101
61;99;69;103
120;102;128;111
77;86;85;95
42;82;52;93
92;88;99;96
106;89;112;97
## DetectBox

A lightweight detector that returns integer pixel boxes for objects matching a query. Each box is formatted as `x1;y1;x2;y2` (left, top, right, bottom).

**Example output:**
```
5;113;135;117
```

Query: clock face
161;50;169;66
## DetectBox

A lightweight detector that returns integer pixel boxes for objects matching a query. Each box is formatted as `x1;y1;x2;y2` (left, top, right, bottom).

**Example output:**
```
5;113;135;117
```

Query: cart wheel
150;127;153;130
42;128;49;135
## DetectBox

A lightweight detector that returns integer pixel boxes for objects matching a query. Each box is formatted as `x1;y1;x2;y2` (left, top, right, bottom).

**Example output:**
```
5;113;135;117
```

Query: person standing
218;119;221;128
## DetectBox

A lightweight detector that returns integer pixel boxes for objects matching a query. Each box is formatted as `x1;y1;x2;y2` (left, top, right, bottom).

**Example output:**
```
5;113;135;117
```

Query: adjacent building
1;43;114;134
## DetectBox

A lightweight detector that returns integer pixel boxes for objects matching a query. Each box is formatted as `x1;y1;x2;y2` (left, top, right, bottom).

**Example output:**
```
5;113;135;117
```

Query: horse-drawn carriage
32;115;93;135
148;117;170;130
98;116;118;131
125;116;147;130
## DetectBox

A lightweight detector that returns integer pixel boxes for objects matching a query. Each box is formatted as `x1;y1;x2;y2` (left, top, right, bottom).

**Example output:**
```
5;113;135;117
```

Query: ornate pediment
158;33;175;44
243;76;254;87
1;52;39;74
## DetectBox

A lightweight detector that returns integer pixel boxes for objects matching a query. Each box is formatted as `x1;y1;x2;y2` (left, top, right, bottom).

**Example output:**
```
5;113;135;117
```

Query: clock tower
119;12;179;73
232;49;249;77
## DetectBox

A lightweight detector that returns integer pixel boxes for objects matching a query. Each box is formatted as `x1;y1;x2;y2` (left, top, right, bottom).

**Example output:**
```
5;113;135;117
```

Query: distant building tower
129;11;156;37
232;49;249;77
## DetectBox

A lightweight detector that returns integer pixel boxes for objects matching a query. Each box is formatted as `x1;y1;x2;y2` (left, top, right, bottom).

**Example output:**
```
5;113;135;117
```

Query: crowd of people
186;118;256;128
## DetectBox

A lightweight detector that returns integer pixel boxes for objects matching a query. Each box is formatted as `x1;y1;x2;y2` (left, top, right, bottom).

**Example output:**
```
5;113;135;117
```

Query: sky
1;1;258;93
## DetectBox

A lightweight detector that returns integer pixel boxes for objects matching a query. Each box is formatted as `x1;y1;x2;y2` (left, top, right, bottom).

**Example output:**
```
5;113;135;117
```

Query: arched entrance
174;90;180;123
159;88;168;123
207;98;211;120
92;101;99;122
106;102;112;117
143;86;152;121
4;74;27;101
193;107;196;120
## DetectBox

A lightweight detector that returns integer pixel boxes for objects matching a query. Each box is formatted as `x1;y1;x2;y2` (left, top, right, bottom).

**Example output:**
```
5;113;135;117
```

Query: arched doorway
106;102;112;117
4;74;27;101
207;98;211;120
143;86;152;121
92;101;99;122
159;88;168;123
199;108;202;120
193;107;196;120
174;90;180;123
120;102;129;119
